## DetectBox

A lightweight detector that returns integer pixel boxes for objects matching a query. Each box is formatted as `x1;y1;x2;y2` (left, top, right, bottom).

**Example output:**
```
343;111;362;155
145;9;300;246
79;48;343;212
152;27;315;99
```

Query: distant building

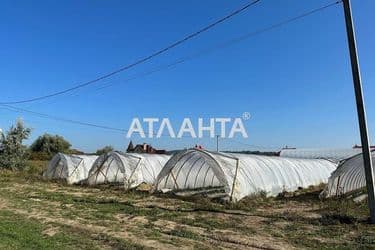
126;141;166;154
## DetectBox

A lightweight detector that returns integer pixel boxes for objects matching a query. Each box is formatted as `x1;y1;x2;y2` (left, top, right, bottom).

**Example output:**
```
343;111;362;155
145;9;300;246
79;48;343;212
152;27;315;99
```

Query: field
0;161;374;249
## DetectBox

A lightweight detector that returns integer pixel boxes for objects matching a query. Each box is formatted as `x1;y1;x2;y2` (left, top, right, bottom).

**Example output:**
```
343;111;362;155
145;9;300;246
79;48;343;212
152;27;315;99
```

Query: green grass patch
1;168;375;249
0;210;99;250
167;227;201;240
0;209;148;250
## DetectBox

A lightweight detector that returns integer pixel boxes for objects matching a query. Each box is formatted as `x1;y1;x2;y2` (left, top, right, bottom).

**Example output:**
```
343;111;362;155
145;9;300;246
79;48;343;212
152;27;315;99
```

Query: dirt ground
0;163;374;249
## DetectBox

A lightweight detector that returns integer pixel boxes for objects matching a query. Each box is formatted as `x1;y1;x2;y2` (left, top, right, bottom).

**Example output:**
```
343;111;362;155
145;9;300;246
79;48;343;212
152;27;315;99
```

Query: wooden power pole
342;0;375;223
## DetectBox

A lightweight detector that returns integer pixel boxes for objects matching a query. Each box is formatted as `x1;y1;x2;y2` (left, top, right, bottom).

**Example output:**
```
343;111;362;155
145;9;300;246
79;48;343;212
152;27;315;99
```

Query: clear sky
0;0;374;152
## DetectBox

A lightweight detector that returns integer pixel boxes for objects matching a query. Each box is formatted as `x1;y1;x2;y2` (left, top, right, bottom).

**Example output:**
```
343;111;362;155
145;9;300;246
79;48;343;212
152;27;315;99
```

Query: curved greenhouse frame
43;153;98;184
321;151;375;198
87;151;170;189
154;149;337;201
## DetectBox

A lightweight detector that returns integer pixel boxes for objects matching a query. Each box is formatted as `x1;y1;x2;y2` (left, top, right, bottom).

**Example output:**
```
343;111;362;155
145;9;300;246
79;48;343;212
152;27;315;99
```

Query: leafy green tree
30;134;71;159
0;119;31;170
95;146;114;155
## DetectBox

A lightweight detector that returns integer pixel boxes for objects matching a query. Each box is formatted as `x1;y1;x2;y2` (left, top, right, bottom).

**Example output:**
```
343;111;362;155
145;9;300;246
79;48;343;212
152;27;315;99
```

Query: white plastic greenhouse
43;153;98;184
87;151;171;189
279;148;362;163
154;149;337;202
321;151;375;198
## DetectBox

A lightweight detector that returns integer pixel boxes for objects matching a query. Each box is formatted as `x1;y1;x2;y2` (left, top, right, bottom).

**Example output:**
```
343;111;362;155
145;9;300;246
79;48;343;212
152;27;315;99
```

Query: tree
30;134;71;159
95;146;114;155
0;119;31;170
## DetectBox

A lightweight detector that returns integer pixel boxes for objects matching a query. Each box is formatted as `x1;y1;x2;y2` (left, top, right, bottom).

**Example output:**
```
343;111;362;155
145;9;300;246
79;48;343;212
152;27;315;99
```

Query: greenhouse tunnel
43;153;98;185
321;151;375;198
87;151;170;189
154;149;337;202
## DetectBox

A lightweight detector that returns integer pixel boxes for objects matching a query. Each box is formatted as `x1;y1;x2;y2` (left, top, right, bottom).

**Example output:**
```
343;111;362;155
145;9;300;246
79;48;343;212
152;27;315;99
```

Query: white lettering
143;118;159;138
127;117;249;139
198;118;215;138
126;118;145;138
229;118;248;138
177;118;196;138
157;118;176;138
215;118;231;138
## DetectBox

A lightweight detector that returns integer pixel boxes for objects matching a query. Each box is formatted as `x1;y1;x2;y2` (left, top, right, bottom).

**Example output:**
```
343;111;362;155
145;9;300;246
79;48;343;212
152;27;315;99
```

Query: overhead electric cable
93;0;341;92
0;104;192;138
0;0;342;142
0;104;128;133
19;0;341;100
0;0;260;105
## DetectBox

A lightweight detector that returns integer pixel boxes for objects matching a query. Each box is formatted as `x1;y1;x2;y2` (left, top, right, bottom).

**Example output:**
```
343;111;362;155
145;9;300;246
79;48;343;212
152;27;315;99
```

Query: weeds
167;227;202;240
0;166;374;249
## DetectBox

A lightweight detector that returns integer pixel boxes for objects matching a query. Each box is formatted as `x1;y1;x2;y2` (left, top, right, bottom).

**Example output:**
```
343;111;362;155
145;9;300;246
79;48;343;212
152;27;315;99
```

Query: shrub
30;133;71;160
29;151;50;161
96;146;114;155
0;119;31;170
69;148;84;155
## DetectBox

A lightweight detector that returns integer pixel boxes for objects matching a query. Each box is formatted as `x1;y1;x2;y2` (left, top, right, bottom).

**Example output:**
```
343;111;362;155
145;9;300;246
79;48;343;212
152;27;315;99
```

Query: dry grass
0;161;374;249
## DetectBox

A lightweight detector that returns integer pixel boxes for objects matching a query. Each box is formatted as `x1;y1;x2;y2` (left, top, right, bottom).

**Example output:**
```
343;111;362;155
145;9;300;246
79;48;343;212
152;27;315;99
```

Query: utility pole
342;0;375;223
216;135;219;152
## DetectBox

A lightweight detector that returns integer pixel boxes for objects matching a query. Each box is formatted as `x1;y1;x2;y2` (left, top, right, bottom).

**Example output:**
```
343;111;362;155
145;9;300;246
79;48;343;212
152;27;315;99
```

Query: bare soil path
0;167;374;249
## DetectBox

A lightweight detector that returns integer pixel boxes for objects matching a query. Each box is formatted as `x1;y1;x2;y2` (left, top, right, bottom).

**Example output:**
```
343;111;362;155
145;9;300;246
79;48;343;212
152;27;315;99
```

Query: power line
0;104;300;150
0;104;128;133
93;0;341;92
0;0;261;105
0;104;193;138
0;104;277;149
0;0;342;142
26;0;341;100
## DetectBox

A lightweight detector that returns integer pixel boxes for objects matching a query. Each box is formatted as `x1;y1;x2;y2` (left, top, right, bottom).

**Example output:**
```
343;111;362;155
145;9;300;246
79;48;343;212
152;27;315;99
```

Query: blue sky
0;0;374;152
